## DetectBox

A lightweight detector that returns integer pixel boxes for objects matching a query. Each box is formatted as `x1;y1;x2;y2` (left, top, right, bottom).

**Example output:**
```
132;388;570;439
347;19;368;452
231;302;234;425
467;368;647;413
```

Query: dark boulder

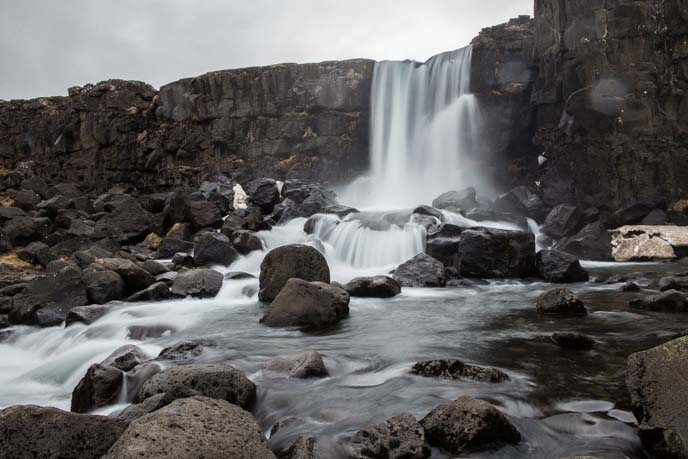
278;436;316;459
413;205;443;220
411;359;509;383
0;206;27;222
172;252;194;268
156;237;194;258
83;267;125;304
231;230;263;255
457;228;536;278
99;258;155;293
658;276;688;292
247;178;281;214
324;204;358;218
95;198;153;243
350;413;430;459
4;216;52;246
186;192;223;230
0;404;128;459
552;332;596;350
258;244;330;302
71;363;124;413
555;222;612;261
265;351;328;378
65;304;111;327
141;260;169;276
420;396;520;454
261;279;349;330
626;336;688;458
171;268;223;298
536;288;588;316
193;232;237;266
16;241;53;266
630;290;688;312
14;189;41;210
493;186;546;221
536;249;589;283
134;364;256;410
393;253;446;288
342;276;401;298
47;183;81;198
432;188;479;212
157;340;207;364
542;204;585;239
127;282;172;302
425;236;462;271
641;209;667;225
102;345;150;371
20;176;49;198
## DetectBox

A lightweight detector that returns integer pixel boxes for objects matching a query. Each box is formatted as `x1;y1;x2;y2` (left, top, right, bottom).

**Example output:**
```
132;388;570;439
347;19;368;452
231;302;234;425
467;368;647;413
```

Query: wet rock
134;364;256;410
536;249;589;283
541;205;584;239
127;282;172;302
278;436;316;459
493;186;545;221
4;216;52;246
47;183;81;199
458;228;536;278
555;222;612;261
658;276;688;292
626;336;688;458
612;232;676;262
117;392;171;421
393;253;446;288
343;276;401;298
104;396;276;459
171;268;223;298
621;281;641;292
71;363;124;413
536;288;588;316
185;192;224;230
261;279;349;330
95;199;153;243
247;178;281;214
433;188;479;212
99;258;155;292
413;205;443;220
552;332;596;350
65;304;111;327
425;236;462;271
225;271;256;280
10;265;87;326
156;237;194;258
83;268;125;304
0;206;27;223
0;404;128;459
141;259;169;276
259;244;330;302
157;340;207;363
350;413;430;459
411;359;509;383
128;325;176;340
171;252;194;267
265;351;328;378
102;345;150;371
193;231;238;266
420;395;520;454
630;290;688;312
231;230;264;254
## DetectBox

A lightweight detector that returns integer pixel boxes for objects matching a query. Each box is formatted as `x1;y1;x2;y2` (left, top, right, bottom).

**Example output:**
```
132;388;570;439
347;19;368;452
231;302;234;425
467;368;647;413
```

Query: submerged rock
71;363;125;413
552;332;596;350
541;204;584;239
555;222;612;261
343;275;401;298
536;288;588;316
393;253;446;288
265;351;328;378
170;268;223;298
193;232;238;266
350;413;431;459
630;290;688;312
65;304;111;327
411;359;509;383
258;244;330;302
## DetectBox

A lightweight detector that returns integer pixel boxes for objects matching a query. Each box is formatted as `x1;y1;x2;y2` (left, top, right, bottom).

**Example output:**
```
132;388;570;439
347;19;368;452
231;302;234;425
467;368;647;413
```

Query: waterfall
342;46;483;209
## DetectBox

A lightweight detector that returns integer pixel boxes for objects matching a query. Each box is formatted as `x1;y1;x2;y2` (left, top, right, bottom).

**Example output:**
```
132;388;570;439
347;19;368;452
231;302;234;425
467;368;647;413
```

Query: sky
0;0;533;100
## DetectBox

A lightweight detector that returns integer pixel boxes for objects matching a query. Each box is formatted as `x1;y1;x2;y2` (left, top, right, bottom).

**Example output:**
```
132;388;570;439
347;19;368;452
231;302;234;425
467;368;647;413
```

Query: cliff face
0;60;374;192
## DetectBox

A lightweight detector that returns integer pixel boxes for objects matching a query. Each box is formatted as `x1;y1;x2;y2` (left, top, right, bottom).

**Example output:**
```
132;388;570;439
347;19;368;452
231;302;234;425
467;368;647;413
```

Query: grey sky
0;0;533;100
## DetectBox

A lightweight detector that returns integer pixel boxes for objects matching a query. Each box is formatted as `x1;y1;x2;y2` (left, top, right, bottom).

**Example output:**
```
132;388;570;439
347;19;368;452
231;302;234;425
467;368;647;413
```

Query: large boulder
612;228;678;262
536;288;588;316
230;230;264;255
541;205;584;239
432;188;479;211
420;396;520;454
95;197;153;243
193;232;238;266
457;228;536;278
493;186;546;221
555;222;613;261
127;282;172;302
134;364;256;410
247;178;281;214
170;269;223;298
261;279;349;330
393;253;446;288
265;351;328;378
83;267;125;304
425;235;462;271
99;258;155;292
0;404;128;459
630;290;688;312
4;216;52;246
156;237;194;259
536;249;589;283
71;363;124;413
350;413;430;459
411;359;509;383
258;244;330;302
342;276;401;298
626;336;688;458
104;396;276;459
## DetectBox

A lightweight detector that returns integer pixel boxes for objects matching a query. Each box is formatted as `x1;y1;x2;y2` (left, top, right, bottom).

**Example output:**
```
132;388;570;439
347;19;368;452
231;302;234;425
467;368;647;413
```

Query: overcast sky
0;0;533;100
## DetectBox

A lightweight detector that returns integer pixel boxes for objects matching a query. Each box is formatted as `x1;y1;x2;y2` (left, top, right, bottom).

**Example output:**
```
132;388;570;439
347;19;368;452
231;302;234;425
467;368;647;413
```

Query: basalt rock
193;232;238;266
265;351;329;378
170;268;223;298
457;227;536;278
412;359;509;383
536;249;589;283
432;188;479;212
393;253;446;288
555;222;613;261
536;288;588;316
258;244;330;302
350;413;431;459
342;275;401;298
630;290;688;313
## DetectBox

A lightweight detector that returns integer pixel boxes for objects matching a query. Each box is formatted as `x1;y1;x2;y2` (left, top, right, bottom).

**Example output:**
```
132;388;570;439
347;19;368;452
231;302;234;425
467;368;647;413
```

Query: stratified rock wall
0;60;374;192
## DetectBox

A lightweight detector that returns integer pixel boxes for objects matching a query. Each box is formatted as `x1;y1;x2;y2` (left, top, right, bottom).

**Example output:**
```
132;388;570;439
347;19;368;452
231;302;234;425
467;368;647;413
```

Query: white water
339;47;485;210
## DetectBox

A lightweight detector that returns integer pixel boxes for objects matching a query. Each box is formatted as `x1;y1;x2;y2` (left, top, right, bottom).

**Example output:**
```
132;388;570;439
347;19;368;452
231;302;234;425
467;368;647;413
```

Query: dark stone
127;282;172;302
47;183;81;198
170;268;223;298
420;396;520;454
193;231;238;266
393;253;446;288
542;205;584;239
342;276;401;298
536;288;588;316
458;228;536;278
412;205;443;220
493;186;545;221
225;271;256;280
4;216;52;246
83;268;125;304
324;205;359;218
261;279;349;330
641;209;667;225
621;281;641;292
141;260;169;276
102;345;150;371
258;244;330;302
71;363;124;413
278;436;316;459
425;236;462;271
65;304;111;327
630;290;688;313
350;413;430;459
171;252;194;268
16;241;53;266
0;206;27;222
247;178;281;214
117;392;171;422
157;340;207;364
0;404;128;459
411;359;509;383
536;249;589;283
186;192;223;230
99;258;155;292
265;351;328;378
95;197;153;243
432;188;479;212
555;222;613;261
552;332;596;350
658;276;688;292
231;230;263;255
626;336;688;458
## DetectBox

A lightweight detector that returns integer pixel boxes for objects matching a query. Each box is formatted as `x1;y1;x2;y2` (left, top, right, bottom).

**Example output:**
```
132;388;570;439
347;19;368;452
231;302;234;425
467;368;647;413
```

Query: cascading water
341;46;484;209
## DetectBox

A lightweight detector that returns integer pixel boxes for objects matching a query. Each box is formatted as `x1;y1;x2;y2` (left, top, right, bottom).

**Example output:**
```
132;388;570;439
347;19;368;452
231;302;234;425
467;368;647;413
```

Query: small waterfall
343;46;483;209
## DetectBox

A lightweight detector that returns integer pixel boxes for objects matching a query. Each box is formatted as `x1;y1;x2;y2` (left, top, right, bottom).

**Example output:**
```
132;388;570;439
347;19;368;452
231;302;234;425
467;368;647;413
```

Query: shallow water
2;228;687;458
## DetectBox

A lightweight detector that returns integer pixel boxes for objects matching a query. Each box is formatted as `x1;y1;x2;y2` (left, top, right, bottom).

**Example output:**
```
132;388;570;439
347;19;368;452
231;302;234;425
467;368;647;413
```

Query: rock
261;279;349;330
231;230;264;255
350;413;430;459
156;237;194;258
536;288;588;316
193;231;238;266
104;396;276;459
186;192;223;230
536;249;589;283
342;276;401;298
0;206;27;222
13;189;41;210
0;404;128;459
425;235;462;271
542;205;584;239
127;282;172;302
493;186;546;221
247;178;281;214
278;436;316;459
552;332;596;350
71;363;124;413
420;396;520;454
413;205;443;220
37;195;74;218
258;244;330;302
393;253;446;288
4;216;52;246
621;281;641;292
141;259;169;276
128;325;176;340
134;364;256;410
411;359;509;383
171;268;223;298
265;351;328;378
224;207;273;233
171;252;194;267
16;241;52;266
117;392;172;422
613;233;676;262
555;222;613;261
9;265;87;326
457;228;536;278
65;304;111;327
47;183;81;199
95;198;153;243
630;290;688;312
102;345;150;371
83;267;125;304
324;204;358;218
626;336;688;458
658;276;688;292
432;187;479;211
99;258;155;292
157;340;207;363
